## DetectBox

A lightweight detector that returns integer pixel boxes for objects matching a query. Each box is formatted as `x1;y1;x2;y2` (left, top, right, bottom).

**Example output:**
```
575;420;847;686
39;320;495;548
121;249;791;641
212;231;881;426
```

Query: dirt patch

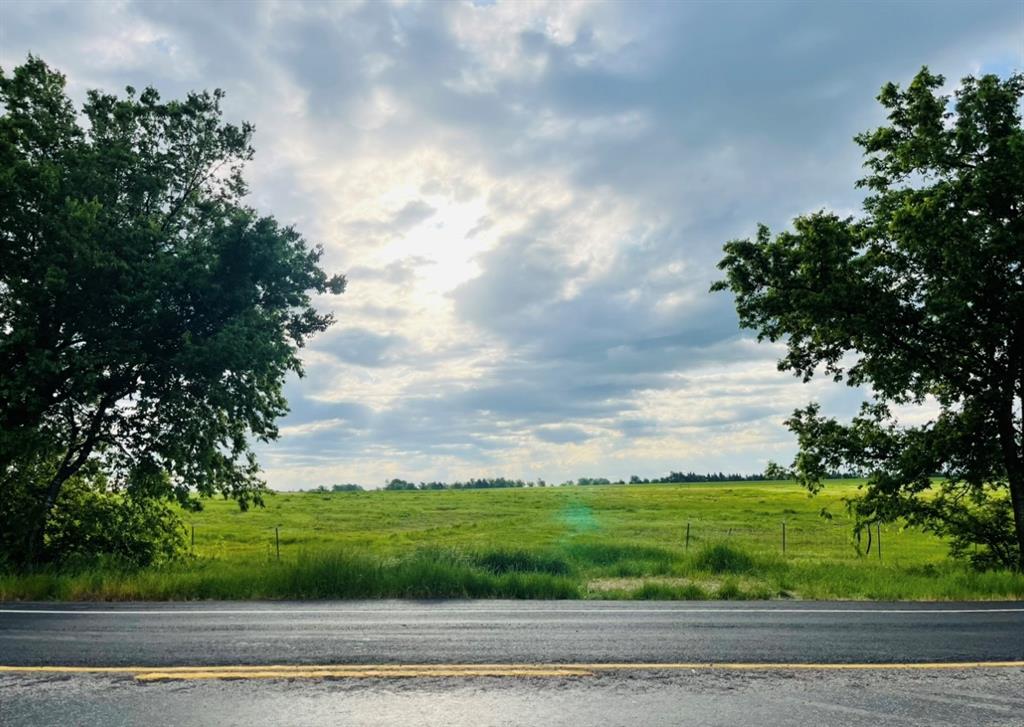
586;576;791;599
586;577;721;593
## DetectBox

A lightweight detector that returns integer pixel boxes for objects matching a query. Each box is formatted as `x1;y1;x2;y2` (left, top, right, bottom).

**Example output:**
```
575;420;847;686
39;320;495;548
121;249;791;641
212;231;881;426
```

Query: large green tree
0;57;345;566
713;68;1024;570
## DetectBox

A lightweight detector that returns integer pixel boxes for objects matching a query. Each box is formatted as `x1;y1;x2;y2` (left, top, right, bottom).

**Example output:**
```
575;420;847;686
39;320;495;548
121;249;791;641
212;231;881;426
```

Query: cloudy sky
3;1;1021;488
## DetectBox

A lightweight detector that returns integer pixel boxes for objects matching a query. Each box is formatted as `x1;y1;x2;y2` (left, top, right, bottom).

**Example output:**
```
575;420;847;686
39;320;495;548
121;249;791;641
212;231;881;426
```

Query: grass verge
0;549;579;601
2;542;1022;601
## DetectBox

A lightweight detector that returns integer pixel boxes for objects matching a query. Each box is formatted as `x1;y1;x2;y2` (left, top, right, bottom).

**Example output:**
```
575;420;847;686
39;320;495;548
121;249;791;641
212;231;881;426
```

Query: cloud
534;425;592;445
346;200;437;238
313;327;410;368
346;258;429;287
3;0;1018;488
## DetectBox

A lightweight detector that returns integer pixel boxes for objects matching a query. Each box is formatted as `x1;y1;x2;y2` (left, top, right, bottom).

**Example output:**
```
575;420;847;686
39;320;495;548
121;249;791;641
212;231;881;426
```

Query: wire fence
186;518;939;566
675;521;907;561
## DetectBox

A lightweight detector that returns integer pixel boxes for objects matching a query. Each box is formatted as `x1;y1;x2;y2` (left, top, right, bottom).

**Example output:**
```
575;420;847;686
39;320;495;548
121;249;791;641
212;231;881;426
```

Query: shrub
693;543;755;574
565;541;674;568
472;549;572;576
42;477;187;569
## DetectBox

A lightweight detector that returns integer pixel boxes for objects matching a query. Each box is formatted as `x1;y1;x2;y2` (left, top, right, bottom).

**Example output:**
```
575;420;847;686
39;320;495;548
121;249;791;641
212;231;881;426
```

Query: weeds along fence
677;521;911;562
185;518;935;566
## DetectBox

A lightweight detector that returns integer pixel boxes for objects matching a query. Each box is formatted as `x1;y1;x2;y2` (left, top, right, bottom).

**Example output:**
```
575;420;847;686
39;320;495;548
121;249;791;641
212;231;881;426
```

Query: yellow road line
3;661;1024;681
134;667;597;681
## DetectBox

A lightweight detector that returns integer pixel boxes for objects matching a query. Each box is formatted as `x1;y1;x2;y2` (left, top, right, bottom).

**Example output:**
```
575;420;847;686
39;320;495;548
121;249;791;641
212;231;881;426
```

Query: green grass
2;481;1023;601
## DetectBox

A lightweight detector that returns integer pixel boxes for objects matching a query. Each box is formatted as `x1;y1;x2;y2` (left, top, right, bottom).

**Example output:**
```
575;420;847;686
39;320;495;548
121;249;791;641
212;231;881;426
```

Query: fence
186;518;936;566
679;520;894;561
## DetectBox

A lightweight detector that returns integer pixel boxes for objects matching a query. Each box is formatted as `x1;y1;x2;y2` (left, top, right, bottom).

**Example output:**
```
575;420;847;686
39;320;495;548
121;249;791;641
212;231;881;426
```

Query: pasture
3;481;1023;601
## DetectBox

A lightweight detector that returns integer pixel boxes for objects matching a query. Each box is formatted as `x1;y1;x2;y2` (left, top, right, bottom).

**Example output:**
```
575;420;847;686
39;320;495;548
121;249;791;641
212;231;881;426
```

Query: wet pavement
2;668;1022;726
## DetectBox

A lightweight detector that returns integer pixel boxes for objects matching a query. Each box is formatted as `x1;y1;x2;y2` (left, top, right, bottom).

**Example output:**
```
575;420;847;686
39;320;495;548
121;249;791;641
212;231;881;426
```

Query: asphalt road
2;601;1023;726
1;600;1023;666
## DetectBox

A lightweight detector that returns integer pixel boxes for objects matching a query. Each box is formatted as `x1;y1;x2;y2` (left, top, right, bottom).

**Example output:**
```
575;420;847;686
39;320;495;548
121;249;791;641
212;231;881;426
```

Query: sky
2;1;1022;489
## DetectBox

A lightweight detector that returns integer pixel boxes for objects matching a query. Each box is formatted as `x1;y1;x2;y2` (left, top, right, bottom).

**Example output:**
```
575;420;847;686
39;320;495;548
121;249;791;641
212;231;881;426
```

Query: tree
712;68;1024;570
383;479;417;491
0;57;345;566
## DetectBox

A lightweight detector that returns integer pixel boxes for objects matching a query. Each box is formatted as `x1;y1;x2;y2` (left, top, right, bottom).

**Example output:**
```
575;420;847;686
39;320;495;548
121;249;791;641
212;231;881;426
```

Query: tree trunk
24;461;74;566
23;401;112;566
1007;468;1024;573
996;399;1024;571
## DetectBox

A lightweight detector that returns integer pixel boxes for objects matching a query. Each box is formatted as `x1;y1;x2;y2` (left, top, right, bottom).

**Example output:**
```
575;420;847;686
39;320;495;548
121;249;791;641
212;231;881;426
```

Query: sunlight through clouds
2;0;1019;488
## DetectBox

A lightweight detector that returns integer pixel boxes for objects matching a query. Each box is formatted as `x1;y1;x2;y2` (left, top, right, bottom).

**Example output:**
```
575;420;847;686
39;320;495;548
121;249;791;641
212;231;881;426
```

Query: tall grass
0;548;579;601
692;543;757;574
2;541;1022;601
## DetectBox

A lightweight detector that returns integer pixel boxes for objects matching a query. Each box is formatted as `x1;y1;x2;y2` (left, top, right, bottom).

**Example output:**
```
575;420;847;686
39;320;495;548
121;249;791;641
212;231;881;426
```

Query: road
2;600;1023;726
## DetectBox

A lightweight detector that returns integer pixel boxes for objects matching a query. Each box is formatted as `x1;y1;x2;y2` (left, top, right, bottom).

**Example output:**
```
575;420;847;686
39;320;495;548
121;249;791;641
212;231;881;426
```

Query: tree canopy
713;68;1024;570
0;57;345;566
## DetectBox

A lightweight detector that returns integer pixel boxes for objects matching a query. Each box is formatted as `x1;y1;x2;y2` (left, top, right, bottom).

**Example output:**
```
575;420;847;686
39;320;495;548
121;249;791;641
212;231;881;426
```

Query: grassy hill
4;480;1023;601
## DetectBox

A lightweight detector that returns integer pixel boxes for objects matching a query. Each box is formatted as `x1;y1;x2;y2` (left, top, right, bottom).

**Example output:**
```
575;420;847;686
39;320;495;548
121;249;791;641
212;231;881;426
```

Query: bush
42;477;187;569
472;549;572;576
693;543;755;574
926;489;1020;571
565;541;674;568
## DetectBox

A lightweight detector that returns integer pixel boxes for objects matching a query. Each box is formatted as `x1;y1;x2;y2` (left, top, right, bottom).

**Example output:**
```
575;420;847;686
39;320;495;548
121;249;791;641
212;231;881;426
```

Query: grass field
3;480;1024;601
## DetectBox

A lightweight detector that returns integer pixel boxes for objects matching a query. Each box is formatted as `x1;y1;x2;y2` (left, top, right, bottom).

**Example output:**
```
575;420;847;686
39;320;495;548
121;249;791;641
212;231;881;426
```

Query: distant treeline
386;477;534;491
625;471;858;484
303;471;861;493
304;478;541;493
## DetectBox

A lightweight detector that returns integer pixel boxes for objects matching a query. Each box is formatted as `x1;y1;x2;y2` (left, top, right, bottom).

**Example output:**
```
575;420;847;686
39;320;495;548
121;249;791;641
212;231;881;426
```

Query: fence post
877;522;882;562
782;521;786;555
191;524;195;548
685;522;691;550
275;526;280;560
